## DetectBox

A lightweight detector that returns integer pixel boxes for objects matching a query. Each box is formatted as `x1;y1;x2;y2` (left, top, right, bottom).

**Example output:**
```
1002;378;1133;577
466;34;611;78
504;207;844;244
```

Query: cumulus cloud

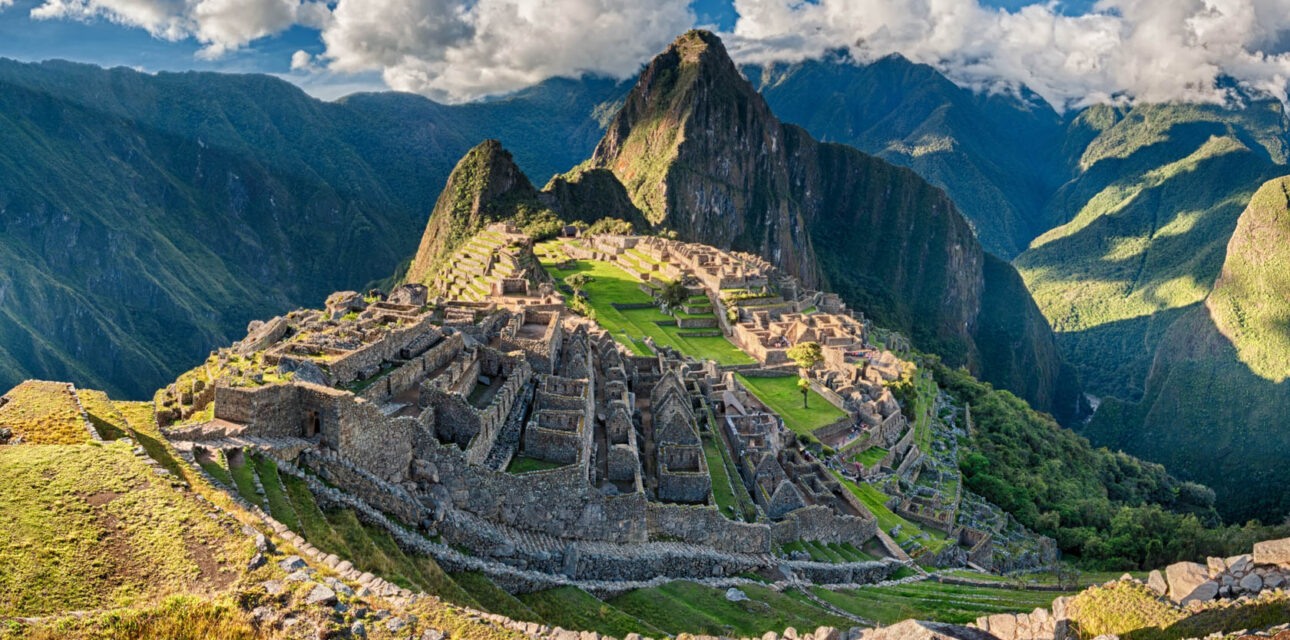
29;0;328;58
24;0;1290;108
725;0;1290;110
314;0;694;102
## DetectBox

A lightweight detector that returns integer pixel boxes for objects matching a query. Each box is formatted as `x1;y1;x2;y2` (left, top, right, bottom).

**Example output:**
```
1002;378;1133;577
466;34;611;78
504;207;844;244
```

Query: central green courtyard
538;250;754;365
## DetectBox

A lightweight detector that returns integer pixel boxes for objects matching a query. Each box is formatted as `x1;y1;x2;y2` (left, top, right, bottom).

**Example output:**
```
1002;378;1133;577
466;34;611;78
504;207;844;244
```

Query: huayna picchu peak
7;13;1290;640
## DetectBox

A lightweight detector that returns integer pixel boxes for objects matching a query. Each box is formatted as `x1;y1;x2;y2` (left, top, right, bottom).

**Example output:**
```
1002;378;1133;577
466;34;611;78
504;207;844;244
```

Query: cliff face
405;141;549;284
584;30;1077;420
1087;176;1290;522
589;30;820;285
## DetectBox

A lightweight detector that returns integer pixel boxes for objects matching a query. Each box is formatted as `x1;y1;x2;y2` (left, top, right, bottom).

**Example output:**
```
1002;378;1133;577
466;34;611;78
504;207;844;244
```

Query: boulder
277;555;307;572
859;620;1001;640
304;583;337;606
726;588;750;602
246;552;266;571
985;614;1016;640
1254;538;1290;566
1146;570;1168;596
1227;554;1253;576
1207;557;1227;578
1165;562;1214;604
1239;573;1263;593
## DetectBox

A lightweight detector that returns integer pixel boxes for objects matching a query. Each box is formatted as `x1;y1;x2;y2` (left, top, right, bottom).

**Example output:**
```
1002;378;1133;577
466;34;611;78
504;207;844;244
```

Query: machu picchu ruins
145;223;1060;602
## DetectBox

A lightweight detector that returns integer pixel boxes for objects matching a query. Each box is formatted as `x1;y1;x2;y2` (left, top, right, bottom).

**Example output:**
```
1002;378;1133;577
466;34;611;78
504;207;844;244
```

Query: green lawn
507;456;566;474
607;581;852;637
540;256;753;364
851;446;889;467
251;455;300;531
702;436;736;516
519;587;663;637
198;454;233;488
735;375;846;439
813;581;1070;625
702;404;760;521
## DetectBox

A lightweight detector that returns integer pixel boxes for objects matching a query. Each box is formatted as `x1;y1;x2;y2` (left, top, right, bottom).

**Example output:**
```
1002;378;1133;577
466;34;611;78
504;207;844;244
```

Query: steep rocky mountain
745;53;1067;259
583;31;1084;423
0;59;624;398
400;31;1083;424
1087;176;1290;523
1014;102;1289;400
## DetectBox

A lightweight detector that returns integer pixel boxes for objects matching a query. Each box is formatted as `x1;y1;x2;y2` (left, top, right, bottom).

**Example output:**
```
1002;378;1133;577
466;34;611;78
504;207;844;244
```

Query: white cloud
29;0;327;58
23;0;1290;109
313;0;694;103
725;0;1290;110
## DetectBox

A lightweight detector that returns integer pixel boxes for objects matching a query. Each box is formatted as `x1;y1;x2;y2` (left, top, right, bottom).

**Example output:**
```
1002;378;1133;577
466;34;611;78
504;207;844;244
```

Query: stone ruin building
158;282;888;591
149;227;1061;593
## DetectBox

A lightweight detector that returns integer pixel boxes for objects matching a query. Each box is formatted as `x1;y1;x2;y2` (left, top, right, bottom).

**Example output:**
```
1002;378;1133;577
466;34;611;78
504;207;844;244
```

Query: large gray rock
1239;573;1263;592
1165;562;1214;604
1146;570;1167;596
305;583;337;606
1254;538;1290;566
860;620;1000;640
1227;554;1253;576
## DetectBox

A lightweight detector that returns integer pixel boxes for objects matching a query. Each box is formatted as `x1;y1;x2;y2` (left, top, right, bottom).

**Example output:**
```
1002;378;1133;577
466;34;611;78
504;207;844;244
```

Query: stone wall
357;332;461;404
327;315;441;386
646;503;771;553
772;505;878;547
657;443;711;504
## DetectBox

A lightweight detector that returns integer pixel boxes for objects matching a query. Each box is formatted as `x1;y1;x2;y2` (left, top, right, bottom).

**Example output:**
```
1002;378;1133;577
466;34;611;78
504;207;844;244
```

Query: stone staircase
172;434;315;460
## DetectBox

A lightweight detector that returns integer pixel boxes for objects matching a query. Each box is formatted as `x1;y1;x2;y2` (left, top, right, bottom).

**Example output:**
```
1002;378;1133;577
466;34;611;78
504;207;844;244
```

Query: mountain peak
405;139;541;285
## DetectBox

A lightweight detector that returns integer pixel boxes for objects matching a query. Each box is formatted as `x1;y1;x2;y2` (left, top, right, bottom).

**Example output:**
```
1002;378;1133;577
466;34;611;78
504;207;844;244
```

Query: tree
787;341;824;371
797;378;811;409
565;273;592;297
787;341;824;409
660;279;689;310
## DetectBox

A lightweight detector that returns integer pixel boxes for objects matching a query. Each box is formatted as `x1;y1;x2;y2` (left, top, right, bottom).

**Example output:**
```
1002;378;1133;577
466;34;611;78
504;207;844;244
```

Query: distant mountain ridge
0;58;625;398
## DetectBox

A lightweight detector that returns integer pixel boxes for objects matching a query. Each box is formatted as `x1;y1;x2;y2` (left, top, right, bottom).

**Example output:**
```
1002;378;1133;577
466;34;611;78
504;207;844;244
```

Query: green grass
451;572;543;621
198;454;234;488
703;404;760;521
227;454;265;510
0;381;89;445
361;523;479;607
831;471;945;549
850;446;889;467
735;374;846;439
507;456;567;474
77;389;129;440
539;256;754;364
250;455;300;531
0;441;253;616
702;436;739;517
607;581;851;637
279;473;351;558
814;581;1070;626
519;587;663;637
323;508;419;590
